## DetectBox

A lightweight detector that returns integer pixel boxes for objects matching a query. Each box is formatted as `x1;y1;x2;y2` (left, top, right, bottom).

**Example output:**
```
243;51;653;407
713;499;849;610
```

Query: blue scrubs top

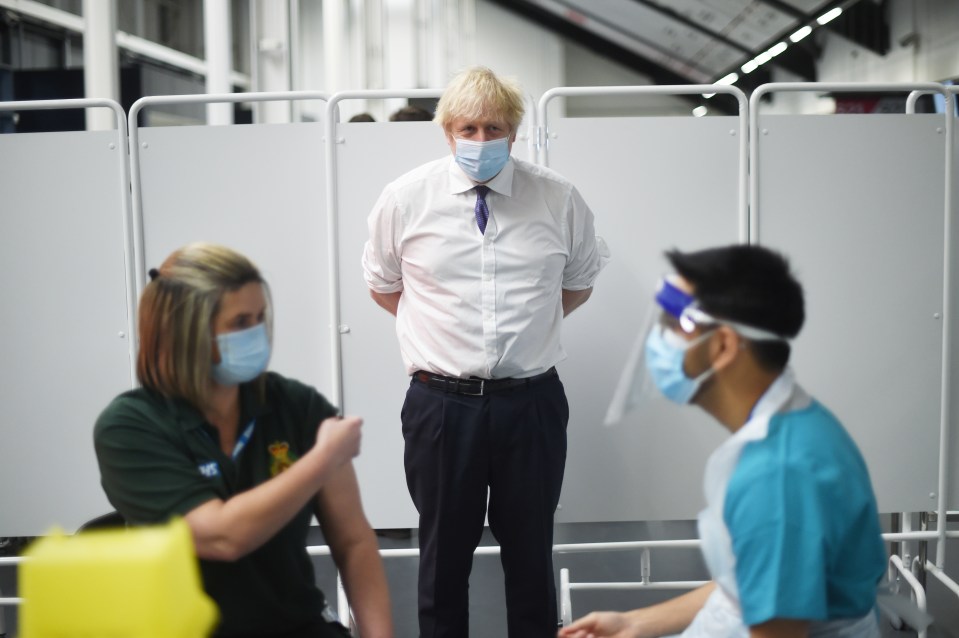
724;399;886;626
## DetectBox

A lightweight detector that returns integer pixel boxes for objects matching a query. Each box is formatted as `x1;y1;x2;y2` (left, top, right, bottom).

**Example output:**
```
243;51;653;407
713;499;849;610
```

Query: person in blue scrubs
560;244;886;638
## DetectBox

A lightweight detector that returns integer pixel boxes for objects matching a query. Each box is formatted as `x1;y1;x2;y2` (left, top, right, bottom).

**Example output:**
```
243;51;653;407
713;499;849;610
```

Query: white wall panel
0;130;131;536
544;116;743;521
334;121;448;527
137;121;333;397
754;113;946;513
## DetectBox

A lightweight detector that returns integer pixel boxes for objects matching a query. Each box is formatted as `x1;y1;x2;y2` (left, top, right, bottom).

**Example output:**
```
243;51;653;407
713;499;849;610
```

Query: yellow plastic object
19;517;218;638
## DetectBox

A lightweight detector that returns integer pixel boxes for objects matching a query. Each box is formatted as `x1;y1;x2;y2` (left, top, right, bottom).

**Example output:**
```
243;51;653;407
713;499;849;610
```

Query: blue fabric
724;400;886;626
655;279;694;318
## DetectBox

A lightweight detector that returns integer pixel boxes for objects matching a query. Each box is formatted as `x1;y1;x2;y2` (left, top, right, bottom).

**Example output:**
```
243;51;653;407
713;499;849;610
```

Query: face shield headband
656;277;791;343
603;276;791;425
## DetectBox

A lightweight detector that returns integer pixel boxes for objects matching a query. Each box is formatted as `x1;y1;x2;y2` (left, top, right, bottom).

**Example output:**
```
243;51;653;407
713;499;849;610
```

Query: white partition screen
754;114;946;513
335;120;533;527
136;121;332;395
952;114;959;509
0;130;132;535
544;116;743;522
4;95;956;536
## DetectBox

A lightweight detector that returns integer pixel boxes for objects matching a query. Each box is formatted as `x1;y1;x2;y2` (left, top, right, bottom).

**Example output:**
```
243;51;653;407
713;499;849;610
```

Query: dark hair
389;105;433;122
666;244;804;372
349;112;376;123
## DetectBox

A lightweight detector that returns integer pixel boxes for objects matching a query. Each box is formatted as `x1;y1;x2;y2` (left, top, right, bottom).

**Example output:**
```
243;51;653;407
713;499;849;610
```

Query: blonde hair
434;66;526;133
137;242;270;410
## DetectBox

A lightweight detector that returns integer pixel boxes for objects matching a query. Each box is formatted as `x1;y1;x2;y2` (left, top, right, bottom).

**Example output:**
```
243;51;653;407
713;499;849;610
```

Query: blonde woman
95;243;393;638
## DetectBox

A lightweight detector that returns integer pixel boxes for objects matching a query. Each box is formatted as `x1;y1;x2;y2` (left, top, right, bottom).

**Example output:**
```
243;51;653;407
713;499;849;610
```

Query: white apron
681;370;879;638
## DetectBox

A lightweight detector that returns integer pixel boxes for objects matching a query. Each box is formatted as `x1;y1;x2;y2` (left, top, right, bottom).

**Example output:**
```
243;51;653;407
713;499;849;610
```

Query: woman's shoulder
96;387;164;423
93;387;184;446
262;372;338;417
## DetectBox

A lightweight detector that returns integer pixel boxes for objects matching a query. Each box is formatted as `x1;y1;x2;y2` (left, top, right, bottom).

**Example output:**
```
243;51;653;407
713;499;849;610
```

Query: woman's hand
313;415;363;470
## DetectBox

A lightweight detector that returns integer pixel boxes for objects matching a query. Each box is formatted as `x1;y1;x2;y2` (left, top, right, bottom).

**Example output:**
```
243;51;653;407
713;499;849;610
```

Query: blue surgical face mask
644;325;715;404
454;137;510;182
212;323;271;386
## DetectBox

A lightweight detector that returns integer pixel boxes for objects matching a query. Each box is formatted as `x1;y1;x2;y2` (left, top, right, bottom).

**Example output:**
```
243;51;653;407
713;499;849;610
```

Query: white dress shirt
363;156;609;379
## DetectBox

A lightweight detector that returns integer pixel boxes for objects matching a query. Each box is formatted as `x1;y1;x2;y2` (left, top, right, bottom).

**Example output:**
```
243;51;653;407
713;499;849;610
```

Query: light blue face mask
644;325;715;404
212;323;271;386
454;136;510;182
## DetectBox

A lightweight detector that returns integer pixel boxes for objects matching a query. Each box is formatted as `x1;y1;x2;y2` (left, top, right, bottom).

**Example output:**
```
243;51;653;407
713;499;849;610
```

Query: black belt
413;367;557;396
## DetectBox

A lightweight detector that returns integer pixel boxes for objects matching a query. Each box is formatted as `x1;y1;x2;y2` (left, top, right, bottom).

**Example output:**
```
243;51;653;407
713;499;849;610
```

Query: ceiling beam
758;0;808;20
485;0;738;115
630;0;818;81
826;0;889;56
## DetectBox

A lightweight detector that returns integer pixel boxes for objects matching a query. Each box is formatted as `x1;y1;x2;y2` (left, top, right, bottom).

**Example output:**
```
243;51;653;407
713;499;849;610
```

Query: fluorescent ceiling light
817;7;842;25
754;50;773;65
741;59;759;74
790;25;812;42
692;106;708;117
716;72;739;85
767;42;788;57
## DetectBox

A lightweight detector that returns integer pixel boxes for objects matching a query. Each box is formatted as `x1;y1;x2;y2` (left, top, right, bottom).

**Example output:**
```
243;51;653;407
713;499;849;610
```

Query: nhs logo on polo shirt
198;461;220;478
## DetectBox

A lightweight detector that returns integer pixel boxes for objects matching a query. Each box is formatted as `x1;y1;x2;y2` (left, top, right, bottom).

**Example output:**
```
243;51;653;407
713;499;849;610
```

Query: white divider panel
137;122;332;395
952;114;959;510
755;114;945;513
0;130;131;535
335;121;532;527
544;116;742;522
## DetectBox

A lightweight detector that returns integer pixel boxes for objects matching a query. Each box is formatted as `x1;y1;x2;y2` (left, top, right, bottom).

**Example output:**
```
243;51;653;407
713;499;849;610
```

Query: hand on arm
562;288;593;316
370;290;402;316
559;582;715;638
184;415;362;561
558;610;644;638
316;464;394;637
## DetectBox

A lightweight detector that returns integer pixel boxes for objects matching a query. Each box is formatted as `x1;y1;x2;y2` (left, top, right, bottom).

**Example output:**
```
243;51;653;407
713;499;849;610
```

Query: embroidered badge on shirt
198;461;220;477
268;442;298;477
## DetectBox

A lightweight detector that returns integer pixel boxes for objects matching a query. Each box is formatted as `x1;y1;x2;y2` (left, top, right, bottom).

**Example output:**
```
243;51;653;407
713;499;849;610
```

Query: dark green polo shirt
94;372;338;637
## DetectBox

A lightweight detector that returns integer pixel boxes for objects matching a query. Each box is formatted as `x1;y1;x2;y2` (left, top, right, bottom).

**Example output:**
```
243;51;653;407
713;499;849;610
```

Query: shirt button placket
481;234;497;371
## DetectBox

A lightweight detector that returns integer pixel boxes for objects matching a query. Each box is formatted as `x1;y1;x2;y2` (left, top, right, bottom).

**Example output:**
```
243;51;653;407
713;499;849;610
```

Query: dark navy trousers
401;373;569;638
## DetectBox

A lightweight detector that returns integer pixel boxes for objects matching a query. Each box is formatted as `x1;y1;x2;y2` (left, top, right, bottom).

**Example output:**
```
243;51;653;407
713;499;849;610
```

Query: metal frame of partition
748;83;959;635
749;83;956;570
903;83;959;611
7;530;959;623
2;85;959;634
0;97;137;636
906;86;959;116
0;98;138;384
748;82;950;245
536;85;750;243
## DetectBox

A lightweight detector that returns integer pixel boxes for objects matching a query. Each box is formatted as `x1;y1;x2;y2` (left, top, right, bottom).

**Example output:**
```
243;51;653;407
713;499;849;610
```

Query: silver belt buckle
462;379;484;396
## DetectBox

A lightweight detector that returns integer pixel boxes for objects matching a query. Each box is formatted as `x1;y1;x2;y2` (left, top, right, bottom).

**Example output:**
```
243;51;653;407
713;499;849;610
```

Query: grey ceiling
490;0;861;85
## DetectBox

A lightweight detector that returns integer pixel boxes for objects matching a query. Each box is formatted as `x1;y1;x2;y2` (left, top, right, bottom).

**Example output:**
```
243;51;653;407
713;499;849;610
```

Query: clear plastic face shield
604;276;789;425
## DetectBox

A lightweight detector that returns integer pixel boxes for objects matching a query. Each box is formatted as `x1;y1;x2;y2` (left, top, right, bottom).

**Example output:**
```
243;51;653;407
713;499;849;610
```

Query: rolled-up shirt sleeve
563;185;610;290
362;187;405;293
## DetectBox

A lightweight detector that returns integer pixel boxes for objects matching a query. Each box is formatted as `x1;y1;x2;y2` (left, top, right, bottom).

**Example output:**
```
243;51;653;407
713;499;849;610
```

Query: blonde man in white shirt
363;66;609;638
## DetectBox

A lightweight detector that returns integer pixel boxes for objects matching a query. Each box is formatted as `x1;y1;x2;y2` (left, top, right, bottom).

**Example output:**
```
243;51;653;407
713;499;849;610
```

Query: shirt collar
447;156;515;197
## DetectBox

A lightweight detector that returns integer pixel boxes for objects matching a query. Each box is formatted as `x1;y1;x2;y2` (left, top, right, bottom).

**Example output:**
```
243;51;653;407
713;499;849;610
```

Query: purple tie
474;185;490;234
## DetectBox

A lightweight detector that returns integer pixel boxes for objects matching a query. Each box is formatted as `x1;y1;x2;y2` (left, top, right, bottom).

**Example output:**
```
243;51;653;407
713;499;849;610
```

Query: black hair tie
148;268;160;281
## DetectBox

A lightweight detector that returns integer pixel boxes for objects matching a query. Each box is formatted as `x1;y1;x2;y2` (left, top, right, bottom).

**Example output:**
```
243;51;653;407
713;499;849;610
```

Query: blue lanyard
232;419;256;460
